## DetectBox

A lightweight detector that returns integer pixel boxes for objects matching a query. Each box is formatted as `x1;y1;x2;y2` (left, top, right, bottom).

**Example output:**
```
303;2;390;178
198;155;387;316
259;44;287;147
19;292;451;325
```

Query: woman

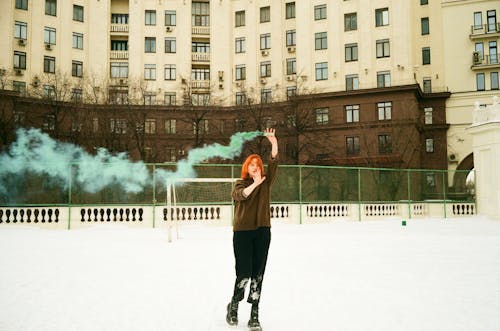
226;128;278;331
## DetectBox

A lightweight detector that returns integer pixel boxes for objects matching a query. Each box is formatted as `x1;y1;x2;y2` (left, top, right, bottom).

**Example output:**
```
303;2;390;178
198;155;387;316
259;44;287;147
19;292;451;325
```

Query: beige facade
0;0;499;171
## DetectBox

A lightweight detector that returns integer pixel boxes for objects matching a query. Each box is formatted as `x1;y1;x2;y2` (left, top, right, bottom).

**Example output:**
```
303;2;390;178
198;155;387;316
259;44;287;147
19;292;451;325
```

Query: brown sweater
231;155;278;231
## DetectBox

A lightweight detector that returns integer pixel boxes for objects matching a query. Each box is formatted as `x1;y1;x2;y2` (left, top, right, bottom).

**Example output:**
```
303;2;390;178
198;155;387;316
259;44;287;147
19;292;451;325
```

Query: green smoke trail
0;128;263;198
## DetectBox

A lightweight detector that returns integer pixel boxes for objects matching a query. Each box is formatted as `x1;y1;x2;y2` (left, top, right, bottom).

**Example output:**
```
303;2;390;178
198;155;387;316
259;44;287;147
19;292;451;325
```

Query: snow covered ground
1;217;499;331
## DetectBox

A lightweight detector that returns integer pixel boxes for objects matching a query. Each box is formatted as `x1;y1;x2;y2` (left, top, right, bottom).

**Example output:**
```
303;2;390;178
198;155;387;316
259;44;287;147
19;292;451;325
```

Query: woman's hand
251;168;266;186
264;128;278;158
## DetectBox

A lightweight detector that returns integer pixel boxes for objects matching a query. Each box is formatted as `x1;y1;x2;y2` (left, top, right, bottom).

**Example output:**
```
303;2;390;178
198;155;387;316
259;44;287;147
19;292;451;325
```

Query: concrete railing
110;50;129;60
0;202;477;229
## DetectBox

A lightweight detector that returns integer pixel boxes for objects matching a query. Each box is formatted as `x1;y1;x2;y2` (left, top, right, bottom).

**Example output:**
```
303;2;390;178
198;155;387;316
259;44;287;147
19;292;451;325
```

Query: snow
1;217;499;331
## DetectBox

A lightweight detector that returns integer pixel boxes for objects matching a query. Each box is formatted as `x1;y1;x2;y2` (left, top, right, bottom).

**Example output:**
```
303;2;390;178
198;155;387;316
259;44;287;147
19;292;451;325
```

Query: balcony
192;52;210;63
469;23;500;39
192;26;210;36
190;80;210;91
110;23;129;34
471;52;500;70
110;50;129;60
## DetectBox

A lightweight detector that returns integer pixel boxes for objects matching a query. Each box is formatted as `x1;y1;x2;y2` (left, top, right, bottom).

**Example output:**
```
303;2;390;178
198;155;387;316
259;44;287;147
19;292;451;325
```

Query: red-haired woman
226;128;278;331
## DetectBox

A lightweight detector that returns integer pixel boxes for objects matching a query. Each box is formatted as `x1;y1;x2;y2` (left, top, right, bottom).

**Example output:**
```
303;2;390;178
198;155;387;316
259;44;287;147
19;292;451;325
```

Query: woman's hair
241;154;264;179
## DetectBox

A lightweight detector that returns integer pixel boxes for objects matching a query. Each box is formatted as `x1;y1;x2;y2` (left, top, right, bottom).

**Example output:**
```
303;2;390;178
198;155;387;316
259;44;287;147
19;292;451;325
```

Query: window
110;91;129;106
489;41;498;64
43;114;55;130
377;102;392;120
375;8;389;27
165;10;176;26
145;119;156;133
315;62;328;81
491;72;499;90
345;105;359;123
145;64;156;80
286;2;295;19
14;51;26;69
421;0;428;5
315;32;327;50
423;77;432;93
73;5;83;22
344;13;357;31
346;74;359;90
72;60;83;77
44;27;56;45
235;37;245;53
377;71;391;87
260;61;271;78
487;10;497;33
44;56;55;73
260;33;271;50
71;88;82;103
260;6;270;23
192;2;209;26
421;17;429;35
45;0;56;16
166;148;176;162
346;136;360;155
164;93;176;106
476;73;485;91
315;108;329;125
235;64;246;80
376;39;390;58
111;14;128;24
165;119;176;133
191;68;210;80
261;89;272;103
16;0;28;10
13;81;26;95
235;10;245;27
345;43;358;62
424;107;433;124
110;62;128;78
236;92;247;105
14;22;27;42
425;173;436;188
193;120;209;134
314;4;327;20
72;33;83;49
378;135;392;154
286;30;296;46
422;47;431;65
286;58;296;75
111;40;128;51
474;12;482;30
92;118;99;133
145;37;156;53
165;38;176;53
192;42;209;53
110;119;127;133
286;86;297;99
145;10;156;25
425;138;434;153
165;64;176;80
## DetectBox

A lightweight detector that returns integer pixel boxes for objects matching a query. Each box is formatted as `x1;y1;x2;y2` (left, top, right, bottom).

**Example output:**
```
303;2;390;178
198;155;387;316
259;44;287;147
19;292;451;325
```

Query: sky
0;217;499;331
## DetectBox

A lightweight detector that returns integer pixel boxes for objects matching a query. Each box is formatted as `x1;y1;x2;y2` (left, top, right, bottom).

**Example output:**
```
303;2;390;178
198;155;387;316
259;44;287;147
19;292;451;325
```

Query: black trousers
231;227;271;305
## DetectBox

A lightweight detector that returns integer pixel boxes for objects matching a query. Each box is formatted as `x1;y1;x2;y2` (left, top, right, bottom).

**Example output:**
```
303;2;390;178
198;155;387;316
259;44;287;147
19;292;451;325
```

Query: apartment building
0;0;498;176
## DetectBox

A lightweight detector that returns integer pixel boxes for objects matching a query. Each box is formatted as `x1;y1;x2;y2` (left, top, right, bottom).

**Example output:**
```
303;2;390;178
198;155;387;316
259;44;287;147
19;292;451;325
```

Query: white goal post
165;178;239;242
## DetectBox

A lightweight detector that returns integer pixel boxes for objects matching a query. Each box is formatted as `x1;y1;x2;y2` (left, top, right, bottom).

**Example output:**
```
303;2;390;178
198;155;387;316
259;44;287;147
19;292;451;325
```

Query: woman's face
247;158;260;178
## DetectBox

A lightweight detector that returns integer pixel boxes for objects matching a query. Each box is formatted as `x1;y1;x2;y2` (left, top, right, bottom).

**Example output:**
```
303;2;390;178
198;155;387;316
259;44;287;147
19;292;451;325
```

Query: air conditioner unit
260;78;267;84
286;75;294;81
119;79;127;85
45;43;53;50
15;69;23;76
166;26;174;32
448;154;458;162
261;50;269;56
18;39;26;46
472;51;481;65
235;81;242;87
218;70;224;81
287;46;296;53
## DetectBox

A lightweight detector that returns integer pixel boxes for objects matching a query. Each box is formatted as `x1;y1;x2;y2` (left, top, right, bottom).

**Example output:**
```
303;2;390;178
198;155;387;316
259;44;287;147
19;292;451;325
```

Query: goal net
165;178;238;242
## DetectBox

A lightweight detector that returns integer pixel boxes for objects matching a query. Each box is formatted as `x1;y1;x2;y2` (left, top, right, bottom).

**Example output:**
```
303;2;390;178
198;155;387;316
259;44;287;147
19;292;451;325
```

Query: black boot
226;300;238;326
248;304;262;331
